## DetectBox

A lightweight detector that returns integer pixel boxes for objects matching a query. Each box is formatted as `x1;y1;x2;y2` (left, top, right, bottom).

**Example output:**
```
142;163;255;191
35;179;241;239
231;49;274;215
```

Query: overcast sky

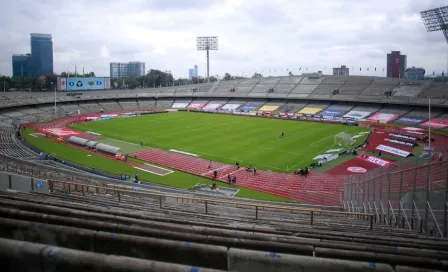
0;0;447;78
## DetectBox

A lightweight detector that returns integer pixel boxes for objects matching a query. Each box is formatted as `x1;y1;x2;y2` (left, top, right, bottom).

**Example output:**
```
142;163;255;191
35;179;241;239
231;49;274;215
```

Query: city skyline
1;0;447;78
12;33;53;77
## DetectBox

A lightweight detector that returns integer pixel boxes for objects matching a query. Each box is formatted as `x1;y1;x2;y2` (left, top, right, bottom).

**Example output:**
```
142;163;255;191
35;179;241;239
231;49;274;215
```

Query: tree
251;73;263;78
224;73;232;80
288;71;294;76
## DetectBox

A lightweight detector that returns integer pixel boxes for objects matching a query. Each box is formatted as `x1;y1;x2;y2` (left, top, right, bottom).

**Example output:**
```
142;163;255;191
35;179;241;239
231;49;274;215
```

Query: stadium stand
155;99;174;109
308;76;346;99
289;76;322;98
358;77;398;98
97;101;123;112
335;76;372;99
119;100;140;111
213;80;240;93
272;77;302;96
419;82;448;99
137;98;156;110
323;103;354;114
236;79;259;94
277;102;308;113
249;78;279;96
0;125;35;158
79;101;103;113
391;81;426;98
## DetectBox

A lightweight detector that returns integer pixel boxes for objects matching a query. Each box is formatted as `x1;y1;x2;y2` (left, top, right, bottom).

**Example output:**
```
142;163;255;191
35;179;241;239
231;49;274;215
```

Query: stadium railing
2;175;376;229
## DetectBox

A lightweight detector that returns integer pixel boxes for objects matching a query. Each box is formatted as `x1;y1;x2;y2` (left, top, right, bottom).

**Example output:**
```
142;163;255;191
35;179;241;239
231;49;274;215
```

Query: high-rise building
333;65;349;76
188;68;194;80
12;54;32;77
194;65;198;78
110;62;145;78
404;67;425;80
30;33;53;76
387;51;407;78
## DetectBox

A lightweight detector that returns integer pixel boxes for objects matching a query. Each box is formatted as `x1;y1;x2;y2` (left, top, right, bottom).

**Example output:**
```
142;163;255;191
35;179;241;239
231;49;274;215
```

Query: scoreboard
57;77;111;91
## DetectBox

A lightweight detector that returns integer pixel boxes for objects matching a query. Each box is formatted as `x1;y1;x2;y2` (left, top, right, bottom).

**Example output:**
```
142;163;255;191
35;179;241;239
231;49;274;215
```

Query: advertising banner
357;154;391;167
420;118;448;129
221;104;241;111
241;103;260;112
395;117;426;125
298;107;322;115
57;77;67;91
66;77;106;91
389;133;420;141
343;111;372;120
279;112;296;118
258;105;279;112
385;138;418;147
202;103;223;111
376;144;411;157
367;113;399;123
187;103;206;109
321;109;345;117
171;102;190;109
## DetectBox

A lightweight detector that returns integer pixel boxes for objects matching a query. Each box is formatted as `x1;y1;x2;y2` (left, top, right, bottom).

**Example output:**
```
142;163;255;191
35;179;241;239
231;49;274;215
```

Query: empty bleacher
155;99;174;109
358;77;398;99
119;100;139;111
308;76;347;99
137;99;156;110
277;102;308;113
79;102;103;113
0;125;35;158
288;76;323;98
392;81;426;98
214;80;240;93
0;176;447;271
419;82;448;99
336;76;372;99
97;101;122;112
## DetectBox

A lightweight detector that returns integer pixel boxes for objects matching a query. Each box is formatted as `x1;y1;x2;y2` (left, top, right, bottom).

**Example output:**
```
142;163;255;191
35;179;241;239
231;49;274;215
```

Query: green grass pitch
71;112;370;172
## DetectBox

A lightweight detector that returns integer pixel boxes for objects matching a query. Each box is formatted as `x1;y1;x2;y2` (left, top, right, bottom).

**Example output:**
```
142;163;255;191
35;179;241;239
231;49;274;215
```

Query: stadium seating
277;102;308;113
391;81;426;98
419;82;448;99
0;125;35;158
119;100;140;111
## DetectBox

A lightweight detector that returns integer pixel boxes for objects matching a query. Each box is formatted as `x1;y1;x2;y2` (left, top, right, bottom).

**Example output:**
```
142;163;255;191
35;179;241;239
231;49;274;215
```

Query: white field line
133;166;173;176
144;163;173;173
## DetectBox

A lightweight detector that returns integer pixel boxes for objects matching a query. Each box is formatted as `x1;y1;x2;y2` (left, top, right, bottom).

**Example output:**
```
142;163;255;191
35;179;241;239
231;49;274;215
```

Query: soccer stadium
1;4;448;272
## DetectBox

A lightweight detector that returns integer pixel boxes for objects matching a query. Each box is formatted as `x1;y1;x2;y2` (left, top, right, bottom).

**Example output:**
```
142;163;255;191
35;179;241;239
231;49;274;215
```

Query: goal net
334;132;355;147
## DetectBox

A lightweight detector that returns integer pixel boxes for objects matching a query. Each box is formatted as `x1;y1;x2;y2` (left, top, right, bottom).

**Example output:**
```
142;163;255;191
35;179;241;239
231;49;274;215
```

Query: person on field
208;160;213;169
227;174;231;184
232;176;236;186
213;169;217;179
140;141;143;147
280;132;284;137
253;166;257;176
236;162;240;169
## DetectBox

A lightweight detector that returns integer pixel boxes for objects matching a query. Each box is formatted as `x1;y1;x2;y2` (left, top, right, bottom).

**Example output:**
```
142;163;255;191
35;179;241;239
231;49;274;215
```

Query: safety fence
343;158;448;237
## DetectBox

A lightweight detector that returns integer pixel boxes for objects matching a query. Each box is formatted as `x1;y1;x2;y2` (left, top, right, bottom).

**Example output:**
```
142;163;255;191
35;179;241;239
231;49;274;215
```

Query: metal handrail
427;201;443;237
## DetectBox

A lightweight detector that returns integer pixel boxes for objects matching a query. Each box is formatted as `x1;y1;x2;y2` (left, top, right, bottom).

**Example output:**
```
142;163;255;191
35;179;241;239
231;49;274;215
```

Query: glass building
404;67;425;80
30;33;54;76
110;62;145;78
12;54;32;77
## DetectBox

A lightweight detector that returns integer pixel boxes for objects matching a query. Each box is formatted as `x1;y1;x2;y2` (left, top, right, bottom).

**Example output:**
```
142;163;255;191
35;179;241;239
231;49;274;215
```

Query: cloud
0;0;447;78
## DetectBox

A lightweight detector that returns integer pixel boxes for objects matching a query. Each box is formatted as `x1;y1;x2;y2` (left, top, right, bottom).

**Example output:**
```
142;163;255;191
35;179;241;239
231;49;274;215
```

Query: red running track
131;149;346;206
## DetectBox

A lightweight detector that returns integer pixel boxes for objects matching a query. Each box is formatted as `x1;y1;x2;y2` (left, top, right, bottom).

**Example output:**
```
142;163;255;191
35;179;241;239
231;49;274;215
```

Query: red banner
419;118;448;129
357;154;391;167
39;127;82;138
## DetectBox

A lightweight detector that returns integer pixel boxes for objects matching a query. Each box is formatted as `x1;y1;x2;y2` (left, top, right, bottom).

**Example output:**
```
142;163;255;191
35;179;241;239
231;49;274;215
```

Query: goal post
334;132;355;147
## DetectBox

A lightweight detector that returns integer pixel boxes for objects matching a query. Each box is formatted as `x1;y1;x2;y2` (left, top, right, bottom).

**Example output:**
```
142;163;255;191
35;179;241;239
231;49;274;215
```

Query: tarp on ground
40;127;83;138
394;116;427;125
187;103;206;109
320;109;345;117
221;104;241;111
367;112;399;123
171;102;190;109
419;118;448;129
241;103;260;112
343;110;372;120
298;107;322;115
258;105;279;112
202;103;223;111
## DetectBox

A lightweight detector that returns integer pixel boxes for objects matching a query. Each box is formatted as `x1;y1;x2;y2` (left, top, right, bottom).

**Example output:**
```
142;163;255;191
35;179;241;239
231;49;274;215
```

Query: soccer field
71;112;370;172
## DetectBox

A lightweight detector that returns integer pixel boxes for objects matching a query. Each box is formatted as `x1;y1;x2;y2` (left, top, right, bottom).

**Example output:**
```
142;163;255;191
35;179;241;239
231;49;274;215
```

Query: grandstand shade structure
334;132;355;147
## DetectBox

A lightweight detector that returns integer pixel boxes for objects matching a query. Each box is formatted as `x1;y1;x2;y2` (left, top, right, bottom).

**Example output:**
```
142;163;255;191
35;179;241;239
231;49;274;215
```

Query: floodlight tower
196;36;219;83
420;6;448;76
420;6;448;236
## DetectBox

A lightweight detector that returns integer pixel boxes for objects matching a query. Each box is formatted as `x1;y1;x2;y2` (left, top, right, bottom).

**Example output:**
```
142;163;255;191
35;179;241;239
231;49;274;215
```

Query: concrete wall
0;172;48;193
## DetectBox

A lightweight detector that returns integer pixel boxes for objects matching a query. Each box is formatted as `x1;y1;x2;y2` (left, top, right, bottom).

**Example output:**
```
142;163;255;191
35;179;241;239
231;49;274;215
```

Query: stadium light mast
196;36;219;83
420;6;448;81
420;6;448;234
